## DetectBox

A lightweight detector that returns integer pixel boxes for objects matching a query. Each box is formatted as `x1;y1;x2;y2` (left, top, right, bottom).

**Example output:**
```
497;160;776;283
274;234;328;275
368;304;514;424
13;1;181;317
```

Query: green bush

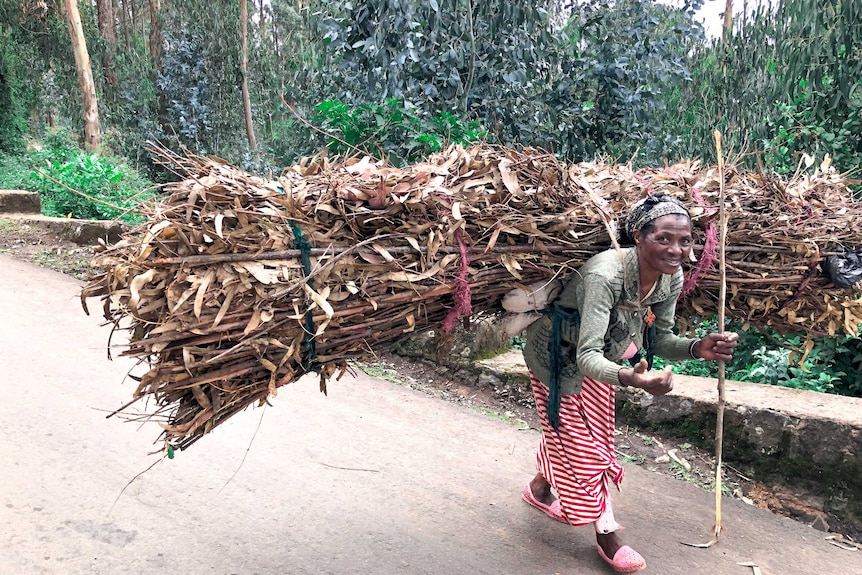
310;98;487;166
0;143;155;224
34;152;155;223
657;318;862;398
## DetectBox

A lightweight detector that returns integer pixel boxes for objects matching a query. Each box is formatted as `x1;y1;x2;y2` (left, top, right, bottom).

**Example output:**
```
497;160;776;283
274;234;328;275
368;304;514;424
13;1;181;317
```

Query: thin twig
107;457;161;515
279;94;381;161
35;168;146;216
218;406;267;493
318;462;380;473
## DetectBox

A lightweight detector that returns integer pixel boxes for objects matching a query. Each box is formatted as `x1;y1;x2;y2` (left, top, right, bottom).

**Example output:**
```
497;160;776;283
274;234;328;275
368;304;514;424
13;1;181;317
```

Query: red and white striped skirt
530;372;624;527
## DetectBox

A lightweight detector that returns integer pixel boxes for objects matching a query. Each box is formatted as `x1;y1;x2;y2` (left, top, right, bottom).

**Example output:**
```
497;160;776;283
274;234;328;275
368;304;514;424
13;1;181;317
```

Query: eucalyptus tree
94;0;118;93
239;0;257;154
659;0;861;175
299;0;703;163
553;0;705;162
312;0;561;150
64;0;101;151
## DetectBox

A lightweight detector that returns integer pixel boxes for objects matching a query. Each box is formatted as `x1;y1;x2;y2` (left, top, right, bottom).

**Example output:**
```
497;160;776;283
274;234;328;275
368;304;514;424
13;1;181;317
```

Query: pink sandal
596;544;646;573
521;484;567;523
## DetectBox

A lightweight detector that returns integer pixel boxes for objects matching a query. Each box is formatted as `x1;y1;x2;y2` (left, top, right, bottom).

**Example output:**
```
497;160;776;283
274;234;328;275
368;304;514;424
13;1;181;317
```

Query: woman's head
622;193;691;245
623;193;693;276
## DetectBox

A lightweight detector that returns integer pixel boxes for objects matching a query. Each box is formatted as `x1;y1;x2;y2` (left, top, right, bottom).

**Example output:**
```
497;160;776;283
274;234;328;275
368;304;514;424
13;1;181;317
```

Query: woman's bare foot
595;531;624;560
529;473;556;506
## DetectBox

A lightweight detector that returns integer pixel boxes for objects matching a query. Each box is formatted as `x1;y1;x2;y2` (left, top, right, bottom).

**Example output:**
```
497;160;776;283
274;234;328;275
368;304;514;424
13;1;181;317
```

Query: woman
520;194;738;573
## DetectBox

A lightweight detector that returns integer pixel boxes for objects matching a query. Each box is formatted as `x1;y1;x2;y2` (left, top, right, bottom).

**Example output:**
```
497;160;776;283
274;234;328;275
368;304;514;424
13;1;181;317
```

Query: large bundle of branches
82;145;862;450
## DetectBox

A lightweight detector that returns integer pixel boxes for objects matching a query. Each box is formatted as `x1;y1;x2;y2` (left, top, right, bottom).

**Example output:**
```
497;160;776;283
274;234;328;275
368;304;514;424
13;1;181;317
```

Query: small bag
501;279;563;313
824;249;862;289
498;279;563;338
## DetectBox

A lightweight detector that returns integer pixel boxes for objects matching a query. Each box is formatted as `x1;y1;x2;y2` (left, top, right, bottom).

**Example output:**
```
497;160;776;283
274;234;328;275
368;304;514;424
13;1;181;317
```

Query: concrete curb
0;190;40;214
1;213;126;245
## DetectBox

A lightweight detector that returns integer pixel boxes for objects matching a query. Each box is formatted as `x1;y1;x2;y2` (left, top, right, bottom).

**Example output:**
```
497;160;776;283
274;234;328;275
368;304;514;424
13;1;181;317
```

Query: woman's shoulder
581;247;633;277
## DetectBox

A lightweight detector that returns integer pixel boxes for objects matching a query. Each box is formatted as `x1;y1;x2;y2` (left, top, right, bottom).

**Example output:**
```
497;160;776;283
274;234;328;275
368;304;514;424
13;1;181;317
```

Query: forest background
0;0;860;396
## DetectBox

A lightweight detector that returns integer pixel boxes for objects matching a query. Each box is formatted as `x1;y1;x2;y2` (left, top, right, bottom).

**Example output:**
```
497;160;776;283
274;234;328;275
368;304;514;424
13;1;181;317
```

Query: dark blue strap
289;221;316;370
546;304;580;430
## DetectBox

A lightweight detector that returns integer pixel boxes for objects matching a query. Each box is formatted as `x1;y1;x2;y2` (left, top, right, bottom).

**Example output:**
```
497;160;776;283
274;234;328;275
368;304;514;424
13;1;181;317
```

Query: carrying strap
289;221;316;370
545;303;580;430
545;304;656;429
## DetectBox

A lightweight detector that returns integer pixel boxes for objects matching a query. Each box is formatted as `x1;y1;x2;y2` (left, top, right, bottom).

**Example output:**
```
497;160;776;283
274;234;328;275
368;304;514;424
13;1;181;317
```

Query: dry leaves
81;144;862;450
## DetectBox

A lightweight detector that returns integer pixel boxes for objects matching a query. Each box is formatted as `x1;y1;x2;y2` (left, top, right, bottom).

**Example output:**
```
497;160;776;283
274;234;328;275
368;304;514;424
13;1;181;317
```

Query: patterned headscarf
622;193;690;245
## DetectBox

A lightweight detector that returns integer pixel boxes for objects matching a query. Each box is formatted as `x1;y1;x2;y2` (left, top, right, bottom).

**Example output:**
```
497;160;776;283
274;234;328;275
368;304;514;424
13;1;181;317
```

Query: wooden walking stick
712;129;729;538
683;129;728;548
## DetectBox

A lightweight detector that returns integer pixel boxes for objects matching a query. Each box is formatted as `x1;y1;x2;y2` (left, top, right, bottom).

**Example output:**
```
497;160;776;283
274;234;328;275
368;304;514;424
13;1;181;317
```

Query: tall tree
116;0;131;50
148;0;162;66
96;0;119;91
64;0;101;151
722;0;733;47
240;0;258;155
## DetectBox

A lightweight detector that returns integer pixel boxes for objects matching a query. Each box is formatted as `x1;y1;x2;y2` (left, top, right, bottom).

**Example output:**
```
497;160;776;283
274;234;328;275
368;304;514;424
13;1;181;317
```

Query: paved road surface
1;254;858;575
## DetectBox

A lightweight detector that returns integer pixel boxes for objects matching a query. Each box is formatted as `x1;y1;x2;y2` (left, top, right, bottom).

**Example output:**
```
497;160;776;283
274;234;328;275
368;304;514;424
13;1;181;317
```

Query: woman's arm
574;273;627;386
651;273;697;360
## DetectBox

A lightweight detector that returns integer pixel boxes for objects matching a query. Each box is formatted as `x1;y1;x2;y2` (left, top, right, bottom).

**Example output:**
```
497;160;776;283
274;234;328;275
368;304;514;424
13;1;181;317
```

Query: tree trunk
117;0;131;51
130;0;138;33
259;0;266;39
240;0;258;156
722;0;733;47
64;0;101;151
96;0;119;91
272;16;280;60
148;0;162;66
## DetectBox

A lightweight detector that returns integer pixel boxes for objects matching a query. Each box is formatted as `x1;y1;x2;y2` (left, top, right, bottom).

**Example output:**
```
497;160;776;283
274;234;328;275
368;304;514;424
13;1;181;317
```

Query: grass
354;360;403;384
468;406;531;429
0;217;41;238
617;452;647;465
31;249;91;280
0;219;19;233
0;217;93;280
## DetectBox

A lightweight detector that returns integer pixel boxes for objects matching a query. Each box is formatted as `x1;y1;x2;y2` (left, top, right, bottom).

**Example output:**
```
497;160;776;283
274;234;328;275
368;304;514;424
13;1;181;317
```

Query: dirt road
0;253;857;575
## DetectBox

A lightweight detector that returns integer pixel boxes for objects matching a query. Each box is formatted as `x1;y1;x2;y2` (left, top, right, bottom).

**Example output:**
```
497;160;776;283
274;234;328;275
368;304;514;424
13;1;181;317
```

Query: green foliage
0;29;32;152
310;98;486;165
311;0;703;162
658;317;862;398
313;0;559;149
0;140;155;224
34;152;154;224
0;152;40;190
156;31;216;151
726;335;862;396
657;0;862;179
560;0;705;162
764;83;861;176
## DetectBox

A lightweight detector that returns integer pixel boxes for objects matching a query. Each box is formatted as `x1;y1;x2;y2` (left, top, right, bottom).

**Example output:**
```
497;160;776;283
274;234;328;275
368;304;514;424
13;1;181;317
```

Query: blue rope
546;304;580;430
289;221;316;369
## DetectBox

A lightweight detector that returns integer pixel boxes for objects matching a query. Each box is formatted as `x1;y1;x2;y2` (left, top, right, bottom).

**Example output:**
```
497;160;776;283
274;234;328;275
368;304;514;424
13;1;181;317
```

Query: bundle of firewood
81;144;862;450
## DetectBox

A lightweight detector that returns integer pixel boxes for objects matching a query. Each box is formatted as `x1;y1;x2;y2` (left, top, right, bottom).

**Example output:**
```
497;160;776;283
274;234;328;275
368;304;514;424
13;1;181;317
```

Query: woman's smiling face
634;214;693;276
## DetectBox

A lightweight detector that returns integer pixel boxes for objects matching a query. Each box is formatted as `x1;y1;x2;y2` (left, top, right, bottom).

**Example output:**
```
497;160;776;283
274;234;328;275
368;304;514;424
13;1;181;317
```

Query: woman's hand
619;359;674;396
693;332;739;361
